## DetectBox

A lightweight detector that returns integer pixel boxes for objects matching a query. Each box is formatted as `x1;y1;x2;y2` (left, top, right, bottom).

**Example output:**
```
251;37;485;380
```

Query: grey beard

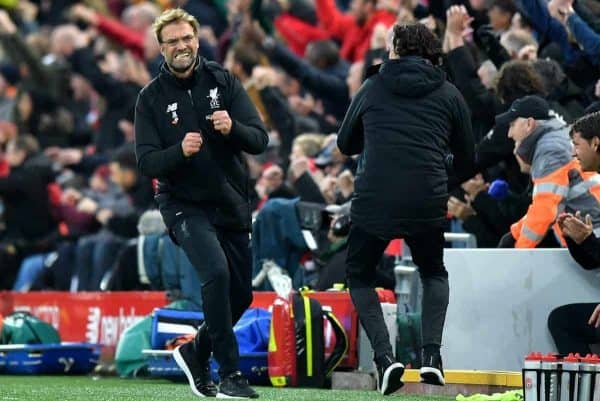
168;55;197;74
169;62;194;73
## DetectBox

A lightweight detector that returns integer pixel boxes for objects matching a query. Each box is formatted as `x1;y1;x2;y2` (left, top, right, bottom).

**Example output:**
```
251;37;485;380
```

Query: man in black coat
337;23;475;394
134;9;268;399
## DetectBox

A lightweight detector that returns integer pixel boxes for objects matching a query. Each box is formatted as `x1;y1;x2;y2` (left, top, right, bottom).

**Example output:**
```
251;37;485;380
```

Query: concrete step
332;369;522;396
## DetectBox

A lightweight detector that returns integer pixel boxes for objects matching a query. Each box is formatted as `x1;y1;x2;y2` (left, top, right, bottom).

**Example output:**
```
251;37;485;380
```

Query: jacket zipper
187;89;194;106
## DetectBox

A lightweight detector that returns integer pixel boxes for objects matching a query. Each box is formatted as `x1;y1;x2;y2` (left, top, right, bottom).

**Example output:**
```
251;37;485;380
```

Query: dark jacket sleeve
106;214;140;238
337;79;373;155
268;42;350;106
0;33;66;101
260;86;297;164
518;0;579;63
471;191;510;234
473;25;512;68
69;48;132;105
567;13;600;63
445;46;499;125
226;74;269;155
573;0;600;33
134;90;187;178
0;173;27;197
475;123;514;170
565;234;600;270
293;171;327;203
448;86;476;183
71;154;110;177
0;33;48;88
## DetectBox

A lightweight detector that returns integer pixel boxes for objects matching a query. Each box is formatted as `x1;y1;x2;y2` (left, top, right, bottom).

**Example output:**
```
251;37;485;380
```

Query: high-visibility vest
511;159;600;248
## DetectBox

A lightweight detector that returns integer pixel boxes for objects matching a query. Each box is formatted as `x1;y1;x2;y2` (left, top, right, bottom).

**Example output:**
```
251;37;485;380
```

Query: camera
331;214;351;237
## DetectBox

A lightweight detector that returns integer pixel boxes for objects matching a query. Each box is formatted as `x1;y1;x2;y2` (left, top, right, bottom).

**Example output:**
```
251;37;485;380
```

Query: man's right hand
181;132;203;157
589;304;600;328
70;4;98;25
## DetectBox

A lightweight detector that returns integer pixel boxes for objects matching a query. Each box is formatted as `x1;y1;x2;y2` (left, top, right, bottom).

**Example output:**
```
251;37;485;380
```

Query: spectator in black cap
495;94;558;126
499;95;600;248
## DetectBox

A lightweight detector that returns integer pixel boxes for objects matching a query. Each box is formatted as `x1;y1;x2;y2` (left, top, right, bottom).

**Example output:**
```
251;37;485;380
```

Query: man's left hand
212;111;233;136
448;196;476;221
562;211;593;244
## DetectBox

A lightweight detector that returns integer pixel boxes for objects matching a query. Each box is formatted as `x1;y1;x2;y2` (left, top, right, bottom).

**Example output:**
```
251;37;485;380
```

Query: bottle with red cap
524;352;544;401
560;353;580;401
578;354;600;401
541;353;559;401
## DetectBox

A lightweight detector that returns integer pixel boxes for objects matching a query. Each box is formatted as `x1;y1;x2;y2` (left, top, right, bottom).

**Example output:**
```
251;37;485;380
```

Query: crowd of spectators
1;0;600;297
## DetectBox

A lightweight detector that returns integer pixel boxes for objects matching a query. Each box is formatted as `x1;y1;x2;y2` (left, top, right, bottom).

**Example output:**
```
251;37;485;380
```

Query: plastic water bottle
541;353;559;401
578;354;600;401
560;353;581;401
593;355;600;401
524;352;543;401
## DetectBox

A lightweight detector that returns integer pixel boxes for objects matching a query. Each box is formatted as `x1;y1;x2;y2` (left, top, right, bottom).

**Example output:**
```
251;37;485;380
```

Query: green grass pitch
0;376;456;401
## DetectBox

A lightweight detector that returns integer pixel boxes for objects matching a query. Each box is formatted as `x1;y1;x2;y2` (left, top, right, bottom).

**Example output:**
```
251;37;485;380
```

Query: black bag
296;202;328;232
268;292;348;388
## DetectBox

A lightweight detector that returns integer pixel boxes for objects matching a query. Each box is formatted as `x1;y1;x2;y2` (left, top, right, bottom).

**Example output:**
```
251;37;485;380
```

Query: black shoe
420;349;445;386
376;355;405;395
217;371;259;399
173;341;218;397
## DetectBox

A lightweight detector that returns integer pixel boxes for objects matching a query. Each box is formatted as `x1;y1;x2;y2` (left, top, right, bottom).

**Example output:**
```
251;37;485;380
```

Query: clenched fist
212;110;233;135
181;132;203;157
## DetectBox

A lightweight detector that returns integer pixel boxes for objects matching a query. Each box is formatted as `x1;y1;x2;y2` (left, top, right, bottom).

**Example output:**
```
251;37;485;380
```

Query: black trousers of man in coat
346;224;449;365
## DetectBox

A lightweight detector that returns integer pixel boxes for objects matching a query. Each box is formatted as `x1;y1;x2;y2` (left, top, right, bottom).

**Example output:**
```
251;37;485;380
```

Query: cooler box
150;309;204;349
0;342;101;374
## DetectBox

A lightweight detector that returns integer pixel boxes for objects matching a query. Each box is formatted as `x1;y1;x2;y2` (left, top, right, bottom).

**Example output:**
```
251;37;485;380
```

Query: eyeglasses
162;34;196;47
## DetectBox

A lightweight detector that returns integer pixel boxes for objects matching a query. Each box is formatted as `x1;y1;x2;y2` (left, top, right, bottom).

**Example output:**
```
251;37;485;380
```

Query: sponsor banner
0;292;167;347
0;292;279;347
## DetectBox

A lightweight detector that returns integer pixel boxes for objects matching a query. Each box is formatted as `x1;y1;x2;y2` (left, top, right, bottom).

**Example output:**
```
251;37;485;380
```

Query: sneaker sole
380;362;405;395
420;367;445;386
173;346;210;397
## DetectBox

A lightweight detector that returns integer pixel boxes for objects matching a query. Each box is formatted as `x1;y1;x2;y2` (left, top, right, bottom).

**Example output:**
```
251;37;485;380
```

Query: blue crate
0;342;101;375
150;309;204;349
143;349;269;385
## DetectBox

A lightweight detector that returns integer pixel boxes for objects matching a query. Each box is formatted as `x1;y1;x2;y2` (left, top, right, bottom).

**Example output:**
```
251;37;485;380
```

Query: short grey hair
500;29;537;55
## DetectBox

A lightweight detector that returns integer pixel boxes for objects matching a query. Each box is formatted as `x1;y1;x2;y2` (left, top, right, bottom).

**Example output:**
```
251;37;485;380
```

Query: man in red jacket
275;0;396;61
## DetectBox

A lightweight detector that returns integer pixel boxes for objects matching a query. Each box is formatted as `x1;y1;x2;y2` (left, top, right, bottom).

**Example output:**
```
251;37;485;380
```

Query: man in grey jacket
497;95;600;248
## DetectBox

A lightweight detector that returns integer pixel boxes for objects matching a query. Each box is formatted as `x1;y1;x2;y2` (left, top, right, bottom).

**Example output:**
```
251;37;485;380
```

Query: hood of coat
378;56;445;98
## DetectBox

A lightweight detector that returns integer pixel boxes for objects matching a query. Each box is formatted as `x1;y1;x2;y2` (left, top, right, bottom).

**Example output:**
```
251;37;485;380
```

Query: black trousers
346;224;449;364
170;210;253;377
548;303;600;355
